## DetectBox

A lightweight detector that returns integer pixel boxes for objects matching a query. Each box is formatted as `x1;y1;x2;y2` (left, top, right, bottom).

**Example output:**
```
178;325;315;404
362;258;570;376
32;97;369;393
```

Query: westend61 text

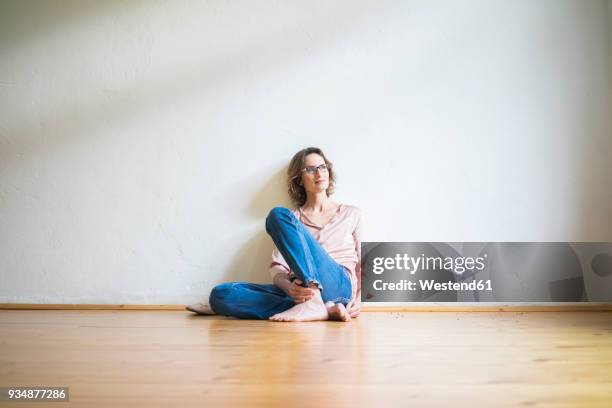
373;279;493;291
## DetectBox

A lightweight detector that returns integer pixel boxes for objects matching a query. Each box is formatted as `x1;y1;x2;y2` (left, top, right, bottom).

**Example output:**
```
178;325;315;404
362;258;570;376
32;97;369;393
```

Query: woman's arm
272;270;293;294
269;244;293;288
270;261;295;295
346;208;364;317
269;244;313;299
273;272;316;303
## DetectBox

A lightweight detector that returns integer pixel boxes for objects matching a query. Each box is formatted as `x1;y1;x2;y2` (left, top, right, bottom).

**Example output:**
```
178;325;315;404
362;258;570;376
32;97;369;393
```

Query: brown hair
287;147;336;208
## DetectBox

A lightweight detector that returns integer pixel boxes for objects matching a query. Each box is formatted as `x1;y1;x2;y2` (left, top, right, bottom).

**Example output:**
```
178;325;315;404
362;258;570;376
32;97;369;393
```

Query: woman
186;147;362;322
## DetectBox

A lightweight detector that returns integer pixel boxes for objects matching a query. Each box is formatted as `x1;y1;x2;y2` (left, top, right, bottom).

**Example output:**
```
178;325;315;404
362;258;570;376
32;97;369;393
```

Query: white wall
1;0;611;304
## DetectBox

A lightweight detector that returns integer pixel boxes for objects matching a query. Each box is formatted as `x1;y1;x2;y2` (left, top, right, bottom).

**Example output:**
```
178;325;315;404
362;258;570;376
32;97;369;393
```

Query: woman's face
301;153;330;195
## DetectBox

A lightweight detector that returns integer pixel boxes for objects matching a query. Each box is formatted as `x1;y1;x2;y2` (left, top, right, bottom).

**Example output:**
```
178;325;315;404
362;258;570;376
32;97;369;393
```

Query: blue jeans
208;207;353;320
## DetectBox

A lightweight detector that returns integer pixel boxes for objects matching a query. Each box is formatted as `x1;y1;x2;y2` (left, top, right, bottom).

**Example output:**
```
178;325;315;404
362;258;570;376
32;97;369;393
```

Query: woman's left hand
346;298;361;318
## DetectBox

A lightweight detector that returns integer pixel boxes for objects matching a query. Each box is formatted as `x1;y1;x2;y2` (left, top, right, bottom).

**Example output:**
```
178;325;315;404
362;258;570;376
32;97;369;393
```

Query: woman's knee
209;282;239;311
265;206;291;231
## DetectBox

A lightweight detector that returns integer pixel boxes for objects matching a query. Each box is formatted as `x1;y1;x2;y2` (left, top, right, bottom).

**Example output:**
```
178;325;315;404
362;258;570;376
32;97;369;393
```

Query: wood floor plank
1;310;611;407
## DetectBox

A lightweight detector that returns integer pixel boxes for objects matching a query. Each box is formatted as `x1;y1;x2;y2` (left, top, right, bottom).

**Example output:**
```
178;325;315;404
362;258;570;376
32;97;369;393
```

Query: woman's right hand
287;279;316;303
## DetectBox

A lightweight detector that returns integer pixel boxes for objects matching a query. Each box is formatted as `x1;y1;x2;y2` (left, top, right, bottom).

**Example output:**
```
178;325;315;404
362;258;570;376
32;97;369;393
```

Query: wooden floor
1;310;611;408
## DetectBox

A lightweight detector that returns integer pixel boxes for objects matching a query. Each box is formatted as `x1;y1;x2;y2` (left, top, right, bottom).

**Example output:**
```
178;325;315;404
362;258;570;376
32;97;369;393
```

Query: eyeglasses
301;163;331;175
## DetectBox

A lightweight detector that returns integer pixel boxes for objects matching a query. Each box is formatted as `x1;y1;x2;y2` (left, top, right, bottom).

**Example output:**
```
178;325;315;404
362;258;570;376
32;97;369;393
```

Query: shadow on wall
247;165;293;219
0;0;130;50
0;0;389;171
215;165;293;284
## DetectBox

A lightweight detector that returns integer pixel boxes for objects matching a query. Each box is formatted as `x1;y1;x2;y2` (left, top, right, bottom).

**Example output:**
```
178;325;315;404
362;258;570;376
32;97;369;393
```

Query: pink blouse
269;203;363;302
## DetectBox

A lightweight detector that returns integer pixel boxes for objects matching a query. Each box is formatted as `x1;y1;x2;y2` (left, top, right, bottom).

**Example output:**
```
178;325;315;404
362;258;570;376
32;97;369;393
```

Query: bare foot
185;302;216;315
269;290;328;322
325;301;352;322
